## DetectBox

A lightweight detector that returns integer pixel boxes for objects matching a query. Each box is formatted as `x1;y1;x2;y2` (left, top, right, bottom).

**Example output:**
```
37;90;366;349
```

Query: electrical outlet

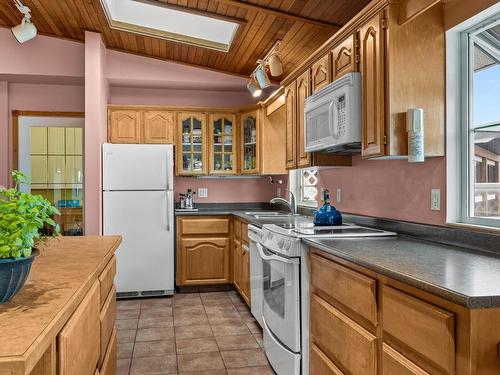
198;188;208;198
336;188;342;203
431;189;440;210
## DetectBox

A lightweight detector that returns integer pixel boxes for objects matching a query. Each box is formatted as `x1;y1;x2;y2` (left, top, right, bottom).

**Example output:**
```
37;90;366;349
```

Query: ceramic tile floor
116;291;276;375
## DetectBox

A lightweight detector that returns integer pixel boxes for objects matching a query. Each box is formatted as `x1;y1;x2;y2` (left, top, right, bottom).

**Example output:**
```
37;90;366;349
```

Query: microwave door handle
256;243;299;265
329;99;338;139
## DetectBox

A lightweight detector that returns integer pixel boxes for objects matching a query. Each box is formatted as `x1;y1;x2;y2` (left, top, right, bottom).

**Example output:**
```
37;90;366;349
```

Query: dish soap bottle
313;188;342;226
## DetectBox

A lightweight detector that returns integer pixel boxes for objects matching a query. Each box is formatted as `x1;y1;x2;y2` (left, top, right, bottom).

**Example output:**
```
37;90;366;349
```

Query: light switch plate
198;188;208;198
431;189;440;210
336;188;342;203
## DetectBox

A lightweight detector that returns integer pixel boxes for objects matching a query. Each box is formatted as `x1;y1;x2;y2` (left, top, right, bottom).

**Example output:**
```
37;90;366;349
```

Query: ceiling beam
216;0;341;30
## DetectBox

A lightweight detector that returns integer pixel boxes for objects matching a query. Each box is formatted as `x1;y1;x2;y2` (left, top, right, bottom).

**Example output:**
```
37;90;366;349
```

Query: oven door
258;242;301;353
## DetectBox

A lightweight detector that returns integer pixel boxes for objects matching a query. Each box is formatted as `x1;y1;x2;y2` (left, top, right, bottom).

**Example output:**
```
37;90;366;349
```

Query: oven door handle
256;243;299;265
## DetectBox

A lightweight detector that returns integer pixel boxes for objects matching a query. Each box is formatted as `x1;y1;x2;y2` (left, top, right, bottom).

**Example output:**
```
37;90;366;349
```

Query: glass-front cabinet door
241;111;259;174
209;114;237;175
177;112;207;175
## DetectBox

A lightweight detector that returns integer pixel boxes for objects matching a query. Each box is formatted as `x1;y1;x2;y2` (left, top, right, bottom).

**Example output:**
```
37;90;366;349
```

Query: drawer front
58;281;100;375
382;344;430;375
99;286;116;367
382;286;455;374
310;344;344;375
100;328;117;375
311;253;377;326
181;218;230;235
311;294;377;375
234;219;242;239
241;221;249;244
99;256;116;308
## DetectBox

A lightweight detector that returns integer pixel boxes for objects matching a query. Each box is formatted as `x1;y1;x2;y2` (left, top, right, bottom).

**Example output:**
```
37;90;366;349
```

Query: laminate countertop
305;236;500;309
0;236;121;374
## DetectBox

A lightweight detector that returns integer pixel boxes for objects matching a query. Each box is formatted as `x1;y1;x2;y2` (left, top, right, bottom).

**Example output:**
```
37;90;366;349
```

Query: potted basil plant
0;170;60;303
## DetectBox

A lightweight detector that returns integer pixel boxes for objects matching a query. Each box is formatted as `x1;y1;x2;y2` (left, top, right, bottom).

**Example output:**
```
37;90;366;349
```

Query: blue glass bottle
313;189;342;226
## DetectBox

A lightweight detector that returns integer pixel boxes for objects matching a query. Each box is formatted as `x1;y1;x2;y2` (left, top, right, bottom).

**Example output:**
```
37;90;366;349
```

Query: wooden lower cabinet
233;238;242;292
58;281;101;375
310;247;500;375
176;216;232;286
99;329;117;375
240;243;250;305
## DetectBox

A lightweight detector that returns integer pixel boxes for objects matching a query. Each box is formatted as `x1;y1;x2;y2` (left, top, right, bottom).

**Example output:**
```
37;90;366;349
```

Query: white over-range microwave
304;72;361;153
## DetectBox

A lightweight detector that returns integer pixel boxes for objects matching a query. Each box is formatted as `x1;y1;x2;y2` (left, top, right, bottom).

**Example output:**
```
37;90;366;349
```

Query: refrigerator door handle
166;191;170;231
166;152;170;191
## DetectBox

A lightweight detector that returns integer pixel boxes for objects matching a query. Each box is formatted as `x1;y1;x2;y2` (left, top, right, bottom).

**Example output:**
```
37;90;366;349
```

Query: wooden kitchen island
0;236;121;375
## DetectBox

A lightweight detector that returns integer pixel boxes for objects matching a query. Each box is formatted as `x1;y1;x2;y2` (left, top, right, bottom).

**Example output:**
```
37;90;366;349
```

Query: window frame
459;15;500;228
289;168;319;208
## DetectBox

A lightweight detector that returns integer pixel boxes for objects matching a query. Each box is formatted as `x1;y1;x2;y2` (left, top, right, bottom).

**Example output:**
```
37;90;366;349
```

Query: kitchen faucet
270;189;297;215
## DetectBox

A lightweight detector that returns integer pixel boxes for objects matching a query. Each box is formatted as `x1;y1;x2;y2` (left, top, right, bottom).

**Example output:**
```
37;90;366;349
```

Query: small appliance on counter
313;189;342;226
176;189;198;212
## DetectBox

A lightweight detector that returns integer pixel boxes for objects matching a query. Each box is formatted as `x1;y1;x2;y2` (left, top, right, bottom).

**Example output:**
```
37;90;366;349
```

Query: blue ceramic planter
0;254;35;304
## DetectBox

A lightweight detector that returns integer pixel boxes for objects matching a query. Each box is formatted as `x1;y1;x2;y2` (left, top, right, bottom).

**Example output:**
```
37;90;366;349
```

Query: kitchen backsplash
174;175;288;204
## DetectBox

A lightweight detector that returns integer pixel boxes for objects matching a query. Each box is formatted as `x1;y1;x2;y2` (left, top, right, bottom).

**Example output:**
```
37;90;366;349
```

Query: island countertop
0;235;121;374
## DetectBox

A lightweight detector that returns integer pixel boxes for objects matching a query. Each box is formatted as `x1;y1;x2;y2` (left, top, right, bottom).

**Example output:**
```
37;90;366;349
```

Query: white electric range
248;220;396;375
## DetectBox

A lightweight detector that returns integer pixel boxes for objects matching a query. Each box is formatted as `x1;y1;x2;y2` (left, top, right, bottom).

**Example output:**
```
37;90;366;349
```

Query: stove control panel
260;227;302;257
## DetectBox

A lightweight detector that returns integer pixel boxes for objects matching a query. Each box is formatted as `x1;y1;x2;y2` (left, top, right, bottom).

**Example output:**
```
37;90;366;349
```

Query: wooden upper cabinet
209;113;237;175
332;33;357;80
177;112;207;176
109;110;142;144
296;70;311;168
311;54;331;93
285;83;297;169
143;111;175;144
359;11;386;158
240;111;259;174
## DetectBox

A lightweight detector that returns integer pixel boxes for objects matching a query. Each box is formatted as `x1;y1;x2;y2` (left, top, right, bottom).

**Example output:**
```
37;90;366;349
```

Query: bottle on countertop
313;188;342;226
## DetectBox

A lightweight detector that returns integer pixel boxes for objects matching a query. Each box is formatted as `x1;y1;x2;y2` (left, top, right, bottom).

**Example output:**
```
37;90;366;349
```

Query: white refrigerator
102;143;174;297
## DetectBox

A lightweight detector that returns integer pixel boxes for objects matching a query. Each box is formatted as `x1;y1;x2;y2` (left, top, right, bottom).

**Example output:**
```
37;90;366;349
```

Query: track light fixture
247;75;262;98
11;0;37;44
246;40;283;98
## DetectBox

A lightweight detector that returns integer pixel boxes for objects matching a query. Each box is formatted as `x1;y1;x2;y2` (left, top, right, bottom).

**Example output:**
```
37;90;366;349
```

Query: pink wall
316;156;447;225
110;86;255;108
174;176;286;203
0;29;84;80
84;32;109;235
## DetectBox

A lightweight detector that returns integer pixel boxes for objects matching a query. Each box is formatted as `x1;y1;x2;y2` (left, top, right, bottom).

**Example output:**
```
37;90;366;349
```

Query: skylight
101;0;241;52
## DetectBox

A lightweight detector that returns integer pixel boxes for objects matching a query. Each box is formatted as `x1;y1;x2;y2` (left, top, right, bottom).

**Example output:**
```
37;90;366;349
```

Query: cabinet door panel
296;70;311;168
143;111;175;144
99;286;116;367
176;112;207;175
311;54;331;93
233;239;242;292
58;281;100;375
30;155;48;187
382;344;430;375
359;12;386;158
382;286;455;374
310;294;377;375
285;83;297;169
109;110;142;144
240;111;259;174
240;244;250;305
210;113;237;174
310;344;344;375
332;34;357;80
180;238;231;284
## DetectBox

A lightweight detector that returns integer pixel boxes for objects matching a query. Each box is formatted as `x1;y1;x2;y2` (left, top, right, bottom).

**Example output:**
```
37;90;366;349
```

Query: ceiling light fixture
268;52;283;77
247;75;262;98
254;64;271;89
11;0;37;43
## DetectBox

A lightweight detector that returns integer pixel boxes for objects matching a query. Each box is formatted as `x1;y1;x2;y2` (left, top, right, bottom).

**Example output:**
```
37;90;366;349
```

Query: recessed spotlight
11;0;37;44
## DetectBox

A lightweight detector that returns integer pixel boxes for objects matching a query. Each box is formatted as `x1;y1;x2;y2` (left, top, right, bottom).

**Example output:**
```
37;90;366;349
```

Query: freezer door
103;190;174;294
103;143;174;191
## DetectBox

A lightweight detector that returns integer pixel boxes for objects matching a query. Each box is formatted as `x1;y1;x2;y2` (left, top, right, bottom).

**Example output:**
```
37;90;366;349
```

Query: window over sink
290;168;318;208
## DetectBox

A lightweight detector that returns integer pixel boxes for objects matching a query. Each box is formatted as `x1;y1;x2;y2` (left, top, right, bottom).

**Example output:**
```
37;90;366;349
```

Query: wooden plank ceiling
0;0;371;78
